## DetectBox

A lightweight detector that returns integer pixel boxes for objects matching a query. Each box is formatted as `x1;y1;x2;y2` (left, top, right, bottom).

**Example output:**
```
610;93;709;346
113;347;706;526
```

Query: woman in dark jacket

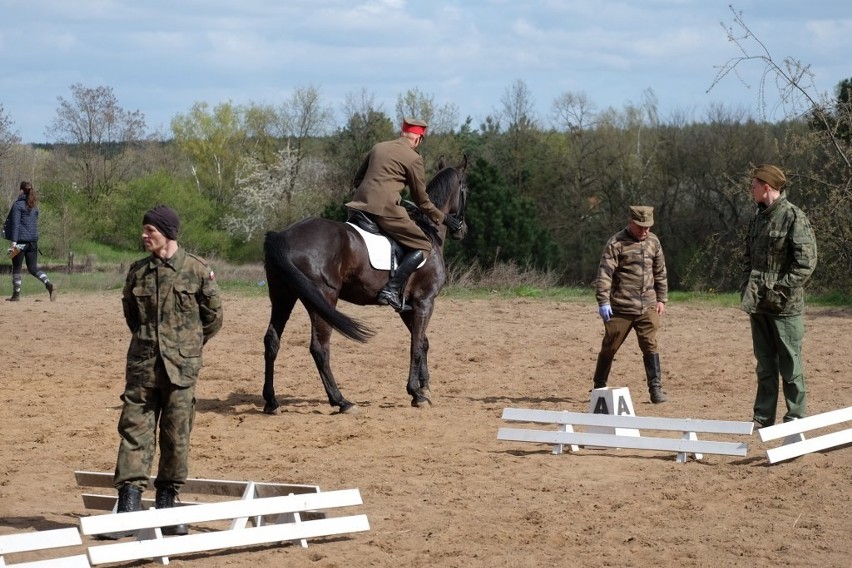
6;181;56;301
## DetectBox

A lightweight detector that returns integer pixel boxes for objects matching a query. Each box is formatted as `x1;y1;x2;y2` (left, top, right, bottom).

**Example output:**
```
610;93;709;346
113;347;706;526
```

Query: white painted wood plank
758;407;852;441
501;408;753;435
74;472;319;498
11;555;90;568
498;428;748;457
87;515;370;565
80;490;362;536
0;528;81;554
765;428;852;464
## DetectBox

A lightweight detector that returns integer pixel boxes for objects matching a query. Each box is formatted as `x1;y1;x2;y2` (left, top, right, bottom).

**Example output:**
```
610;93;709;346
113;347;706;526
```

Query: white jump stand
586;387;640;444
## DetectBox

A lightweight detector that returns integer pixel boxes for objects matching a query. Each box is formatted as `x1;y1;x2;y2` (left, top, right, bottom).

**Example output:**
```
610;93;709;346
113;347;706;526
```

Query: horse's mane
426;167;458;209
407;167;459;242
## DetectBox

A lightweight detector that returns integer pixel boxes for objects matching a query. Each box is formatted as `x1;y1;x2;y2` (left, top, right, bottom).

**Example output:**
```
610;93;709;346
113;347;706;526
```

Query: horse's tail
263;231;374;343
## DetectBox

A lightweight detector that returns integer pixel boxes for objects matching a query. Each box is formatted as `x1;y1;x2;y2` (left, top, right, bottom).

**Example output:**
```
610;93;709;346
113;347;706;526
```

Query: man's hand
598;304;613;322
443;213;463;233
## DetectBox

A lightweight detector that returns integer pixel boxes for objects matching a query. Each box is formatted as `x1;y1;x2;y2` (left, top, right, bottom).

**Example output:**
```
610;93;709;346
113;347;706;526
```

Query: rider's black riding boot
377;249;426;312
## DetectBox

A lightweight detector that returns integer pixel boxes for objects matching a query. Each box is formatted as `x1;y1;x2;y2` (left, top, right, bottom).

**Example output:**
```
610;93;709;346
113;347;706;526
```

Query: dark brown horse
261;155;469;414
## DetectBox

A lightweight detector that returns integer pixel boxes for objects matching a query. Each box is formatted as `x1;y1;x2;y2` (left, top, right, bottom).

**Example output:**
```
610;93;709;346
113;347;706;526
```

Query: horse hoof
339;404;360;415
263;403;280;415
411;396;432;408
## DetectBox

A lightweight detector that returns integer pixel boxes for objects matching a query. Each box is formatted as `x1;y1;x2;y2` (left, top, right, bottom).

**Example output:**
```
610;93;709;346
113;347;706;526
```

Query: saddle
346;209;405;271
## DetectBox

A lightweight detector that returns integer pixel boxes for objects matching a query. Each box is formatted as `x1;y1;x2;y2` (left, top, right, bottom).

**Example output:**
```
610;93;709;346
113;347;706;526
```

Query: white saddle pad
347;222;394;270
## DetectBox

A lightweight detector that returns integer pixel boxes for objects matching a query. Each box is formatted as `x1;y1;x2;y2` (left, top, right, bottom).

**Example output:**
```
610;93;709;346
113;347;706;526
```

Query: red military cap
402;117;428;136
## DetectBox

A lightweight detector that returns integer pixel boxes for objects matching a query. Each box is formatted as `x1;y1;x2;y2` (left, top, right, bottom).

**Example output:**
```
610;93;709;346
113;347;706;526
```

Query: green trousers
749;313;807;426
113;378;196;492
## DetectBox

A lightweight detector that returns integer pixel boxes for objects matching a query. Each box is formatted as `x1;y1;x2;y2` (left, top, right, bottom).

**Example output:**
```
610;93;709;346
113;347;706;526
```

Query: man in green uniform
593;206;669;403
741;165;817;428
346;117;463;311
108;205;223;538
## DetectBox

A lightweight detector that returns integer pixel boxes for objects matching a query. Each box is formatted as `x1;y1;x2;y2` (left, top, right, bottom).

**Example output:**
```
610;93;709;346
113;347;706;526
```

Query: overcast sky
1;0;850;143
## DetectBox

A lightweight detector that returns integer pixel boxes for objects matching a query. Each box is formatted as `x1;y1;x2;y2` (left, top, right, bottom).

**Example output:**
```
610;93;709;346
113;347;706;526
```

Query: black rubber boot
377;249;426;312
643;352;668;403
156;488;188;536
592;353;613;389
6;290;20;302
100;485;143;539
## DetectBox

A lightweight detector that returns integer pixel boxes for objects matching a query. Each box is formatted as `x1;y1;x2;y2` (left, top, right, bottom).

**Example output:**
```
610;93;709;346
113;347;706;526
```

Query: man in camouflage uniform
741;165;817;428
108;205;223;538
593;206;669;403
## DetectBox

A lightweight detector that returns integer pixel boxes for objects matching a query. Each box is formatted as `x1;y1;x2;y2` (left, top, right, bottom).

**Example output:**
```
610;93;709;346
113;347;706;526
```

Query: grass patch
4;253;849;308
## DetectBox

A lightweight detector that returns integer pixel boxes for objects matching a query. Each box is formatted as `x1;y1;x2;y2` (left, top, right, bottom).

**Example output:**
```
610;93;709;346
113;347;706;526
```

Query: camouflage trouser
113;378;196;492
750;313;807;426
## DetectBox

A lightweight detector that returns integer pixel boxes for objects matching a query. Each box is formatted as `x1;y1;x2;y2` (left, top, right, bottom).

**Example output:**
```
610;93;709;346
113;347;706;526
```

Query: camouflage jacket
595;228;668;315
740;195;817;316
122;247;223;387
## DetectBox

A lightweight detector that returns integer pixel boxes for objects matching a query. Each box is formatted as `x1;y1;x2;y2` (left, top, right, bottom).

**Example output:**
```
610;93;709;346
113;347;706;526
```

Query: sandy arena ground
1;292;851;567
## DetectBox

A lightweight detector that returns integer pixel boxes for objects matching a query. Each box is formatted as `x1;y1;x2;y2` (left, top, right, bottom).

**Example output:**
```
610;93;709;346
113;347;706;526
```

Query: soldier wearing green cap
741;165;817;428
593;205;669;403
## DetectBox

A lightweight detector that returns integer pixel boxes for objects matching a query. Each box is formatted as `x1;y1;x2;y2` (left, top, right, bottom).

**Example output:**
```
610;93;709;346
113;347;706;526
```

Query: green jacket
122;247;223;387
595;228;668;315
740;195;817;316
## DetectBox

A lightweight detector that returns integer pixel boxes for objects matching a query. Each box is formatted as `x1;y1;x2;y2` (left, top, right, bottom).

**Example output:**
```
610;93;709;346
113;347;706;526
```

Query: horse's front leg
402;309;433;407
309;315;357;414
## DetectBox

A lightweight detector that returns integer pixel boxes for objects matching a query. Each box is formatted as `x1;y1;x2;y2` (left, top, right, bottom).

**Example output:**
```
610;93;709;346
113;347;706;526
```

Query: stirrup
377;289;412;312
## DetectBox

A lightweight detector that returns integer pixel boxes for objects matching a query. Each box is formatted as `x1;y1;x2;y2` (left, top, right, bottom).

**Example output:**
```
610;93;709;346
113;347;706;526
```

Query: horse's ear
459;153;469;173
437;155;446;170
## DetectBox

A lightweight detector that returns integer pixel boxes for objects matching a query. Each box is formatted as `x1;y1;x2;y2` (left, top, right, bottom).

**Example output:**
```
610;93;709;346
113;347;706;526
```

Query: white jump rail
74;471;323;514
0;527;89;567
758;406;852;464
80;489;369;566
499;407;753;463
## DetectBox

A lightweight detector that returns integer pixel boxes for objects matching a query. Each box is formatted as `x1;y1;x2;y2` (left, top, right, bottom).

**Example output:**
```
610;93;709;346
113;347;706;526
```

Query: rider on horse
346;117;464;312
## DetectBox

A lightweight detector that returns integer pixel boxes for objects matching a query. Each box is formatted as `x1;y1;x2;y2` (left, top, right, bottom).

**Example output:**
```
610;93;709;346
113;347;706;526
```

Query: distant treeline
2;82;851;294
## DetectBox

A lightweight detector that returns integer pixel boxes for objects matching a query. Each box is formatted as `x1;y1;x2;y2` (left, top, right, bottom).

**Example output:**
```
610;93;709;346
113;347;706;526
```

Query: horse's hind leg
308;314;356;414
263;294;297;415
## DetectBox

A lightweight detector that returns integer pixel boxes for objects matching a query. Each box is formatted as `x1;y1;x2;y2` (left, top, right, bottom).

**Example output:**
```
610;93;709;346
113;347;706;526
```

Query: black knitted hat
142;205;180;240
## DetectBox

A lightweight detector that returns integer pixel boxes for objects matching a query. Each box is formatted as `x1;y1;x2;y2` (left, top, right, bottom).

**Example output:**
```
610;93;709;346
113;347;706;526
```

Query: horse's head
430;154;469;240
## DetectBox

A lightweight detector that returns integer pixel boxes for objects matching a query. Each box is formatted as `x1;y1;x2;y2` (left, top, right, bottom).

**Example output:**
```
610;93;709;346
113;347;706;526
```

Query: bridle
454;172;468;225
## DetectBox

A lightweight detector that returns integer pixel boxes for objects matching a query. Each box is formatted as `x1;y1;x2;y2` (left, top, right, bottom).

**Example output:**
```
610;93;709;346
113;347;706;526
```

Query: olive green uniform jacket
122;247;223;387
595;228;668;315
346;137;444;252
740;195;817;316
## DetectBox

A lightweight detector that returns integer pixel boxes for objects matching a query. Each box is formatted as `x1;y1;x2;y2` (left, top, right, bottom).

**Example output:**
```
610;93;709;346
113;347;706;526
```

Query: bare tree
551;91;597;132
47;84;148;199
498;79;539;131
710;4;852;292
395;87;459;135
710;4;849;168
